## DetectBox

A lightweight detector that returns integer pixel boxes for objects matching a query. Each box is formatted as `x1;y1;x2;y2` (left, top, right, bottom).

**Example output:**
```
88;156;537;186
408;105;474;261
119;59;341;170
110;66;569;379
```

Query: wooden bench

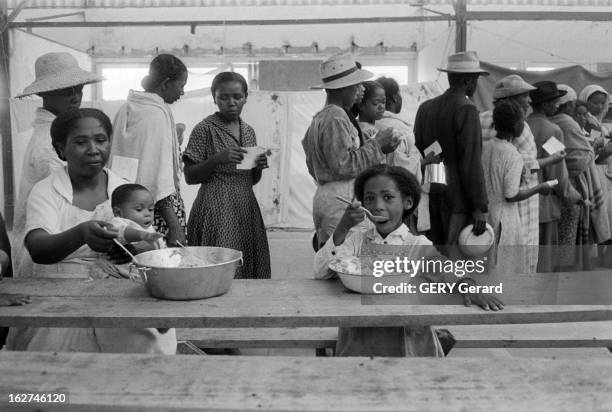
176;322;612;354
444;321;612;349
3;351;612;411
176;327;337;349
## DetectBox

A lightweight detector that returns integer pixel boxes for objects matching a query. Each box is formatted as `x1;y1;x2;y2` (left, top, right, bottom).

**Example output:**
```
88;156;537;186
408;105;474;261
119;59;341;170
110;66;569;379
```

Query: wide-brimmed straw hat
530;81;567;105
437;51;489;75
557;84;577;106
493;74;536;100
311;53;373;90
16;52;105;98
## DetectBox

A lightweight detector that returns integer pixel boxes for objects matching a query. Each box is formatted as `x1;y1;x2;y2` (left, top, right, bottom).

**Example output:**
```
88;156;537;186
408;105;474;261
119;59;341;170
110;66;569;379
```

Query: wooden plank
2;294;612;328
445;321;612;349
176;327;337;349
2;273;612;328
1;352;612;411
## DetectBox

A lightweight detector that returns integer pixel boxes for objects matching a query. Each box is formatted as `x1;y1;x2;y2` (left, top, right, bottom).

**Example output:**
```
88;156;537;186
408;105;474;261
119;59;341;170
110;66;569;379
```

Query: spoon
113;239;141;265
334;195;387;223
175;241;210;266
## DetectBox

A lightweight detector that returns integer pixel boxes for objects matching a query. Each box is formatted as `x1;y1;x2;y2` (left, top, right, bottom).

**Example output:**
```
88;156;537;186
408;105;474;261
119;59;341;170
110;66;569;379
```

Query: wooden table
1;351;612;411
1;271;612;328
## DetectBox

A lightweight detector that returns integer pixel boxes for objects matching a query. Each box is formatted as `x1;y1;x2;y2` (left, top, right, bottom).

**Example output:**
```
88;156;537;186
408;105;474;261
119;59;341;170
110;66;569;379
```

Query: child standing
357;81;387;140
183;72;271;279
482;101;553;274
314;165;503;356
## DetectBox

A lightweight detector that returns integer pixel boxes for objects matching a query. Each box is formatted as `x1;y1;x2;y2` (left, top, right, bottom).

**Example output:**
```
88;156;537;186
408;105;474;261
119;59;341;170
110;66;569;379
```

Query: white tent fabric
9;82;442;229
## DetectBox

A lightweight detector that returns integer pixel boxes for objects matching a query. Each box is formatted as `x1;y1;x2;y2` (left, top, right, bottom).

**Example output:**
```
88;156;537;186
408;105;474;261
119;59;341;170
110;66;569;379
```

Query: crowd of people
2;49;611;357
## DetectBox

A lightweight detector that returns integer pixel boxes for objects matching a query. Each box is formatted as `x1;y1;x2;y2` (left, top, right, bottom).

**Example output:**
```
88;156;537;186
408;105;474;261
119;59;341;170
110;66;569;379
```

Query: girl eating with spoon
314;165;503;356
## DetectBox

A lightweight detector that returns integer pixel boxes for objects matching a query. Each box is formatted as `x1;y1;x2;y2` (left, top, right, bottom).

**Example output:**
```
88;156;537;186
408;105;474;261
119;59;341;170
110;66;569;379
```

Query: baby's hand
463;292;504;311
0;294;32;306
337;202;365;232
142;231;163;242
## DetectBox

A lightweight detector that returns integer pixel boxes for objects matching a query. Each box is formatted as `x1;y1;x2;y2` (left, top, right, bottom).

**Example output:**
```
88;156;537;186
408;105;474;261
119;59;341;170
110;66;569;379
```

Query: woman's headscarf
578;85;610;122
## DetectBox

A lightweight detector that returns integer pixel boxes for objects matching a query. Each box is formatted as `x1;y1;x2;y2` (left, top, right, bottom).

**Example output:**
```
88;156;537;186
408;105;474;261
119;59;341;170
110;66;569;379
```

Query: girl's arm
184;148;248;184
537;150;566;168
26;221;117;264
313;203;365;279
506;183;552;202
155;196;186;246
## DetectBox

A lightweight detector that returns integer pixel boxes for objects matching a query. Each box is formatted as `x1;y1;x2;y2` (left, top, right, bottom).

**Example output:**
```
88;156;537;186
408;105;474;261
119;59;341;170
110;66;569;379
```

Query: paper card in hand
236;146;267;170
542;136;565;155
424;141;442;157
590;129;602;139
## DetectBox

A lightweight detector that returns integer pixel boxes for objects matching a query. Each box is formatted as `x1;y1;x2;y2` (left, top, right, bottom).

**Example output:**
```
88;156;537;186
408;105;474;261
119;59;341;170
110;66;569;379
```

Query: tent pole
453;0;467;53
0;3;15;229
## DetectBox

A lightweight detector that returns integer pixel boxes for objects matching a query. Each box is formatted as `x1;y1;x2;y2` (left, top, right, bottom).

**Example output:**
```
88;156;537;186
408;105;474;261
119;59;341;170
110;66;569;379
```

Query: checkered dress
481;111;539;272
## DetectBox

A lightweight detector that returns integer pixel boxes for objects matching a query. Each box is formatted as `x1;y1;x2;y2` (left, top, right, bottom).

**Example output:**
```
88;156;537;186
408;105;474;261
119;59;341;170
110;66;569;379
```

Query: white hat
16;52;105;98
458;223;495;257
557;84;577;106
311;53;373;90
493;75;536;100
437;51;489;75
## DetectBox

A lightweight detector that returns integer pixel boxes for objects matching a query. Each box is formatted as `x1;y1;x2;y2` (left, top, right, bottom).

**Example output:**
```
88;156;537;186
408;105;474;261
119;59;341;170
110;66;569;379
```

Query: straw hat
16;52;105;98
437;51;489;75
493;75;536;100
557;84;577;106
529;81;567;105
311;53;373;90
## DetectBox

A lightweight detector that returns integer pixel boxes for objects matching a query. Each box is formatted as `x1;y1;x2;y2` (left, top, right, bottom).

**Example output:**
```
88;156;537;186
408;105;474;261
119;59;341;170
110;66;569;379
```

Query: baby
110;184;164;248
91;184;164;279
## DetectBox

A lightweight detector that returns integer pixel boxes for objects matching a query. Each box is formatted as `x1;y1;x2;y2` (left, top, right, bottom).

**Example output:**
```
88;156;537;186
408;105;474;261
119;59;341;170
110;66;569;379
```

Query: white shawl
110;90;181;202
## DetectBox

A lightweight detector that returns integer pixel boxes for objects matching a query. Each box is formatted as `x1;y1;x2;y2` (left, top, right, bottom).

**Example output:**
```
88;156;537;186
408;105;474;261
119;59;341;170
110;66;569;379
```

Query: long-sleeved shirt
414;89;488;214
302;104;385;185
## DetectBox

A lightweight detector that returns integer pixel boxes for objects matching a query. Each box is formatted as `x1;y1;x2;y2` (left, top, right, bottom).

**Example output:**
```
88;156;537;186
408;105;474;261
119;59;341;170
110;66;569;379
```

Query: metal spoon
175;241;210;266
334;195;387;223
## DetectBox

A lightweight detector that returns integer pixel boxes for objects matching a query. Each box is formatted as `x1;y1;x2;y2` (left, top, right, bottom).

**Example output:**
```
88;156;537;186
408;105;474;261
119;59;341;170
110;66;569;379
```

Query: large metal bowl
133;246;242;300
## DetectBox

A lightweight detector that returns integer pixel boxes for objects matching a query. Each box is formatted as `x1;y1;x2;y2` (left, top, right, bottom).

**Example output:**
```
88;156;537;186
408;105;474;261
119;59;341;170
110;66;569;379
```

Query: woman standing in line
183;72;271;279
110;54;188;246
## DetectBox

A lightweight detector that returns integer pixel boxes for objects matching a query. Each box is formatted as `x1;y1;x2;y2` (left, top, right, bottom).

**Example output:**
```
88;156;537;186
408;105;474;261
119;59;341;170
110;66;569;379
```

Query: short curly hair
493;100;523;135
354;164;421;218
50;108;112;161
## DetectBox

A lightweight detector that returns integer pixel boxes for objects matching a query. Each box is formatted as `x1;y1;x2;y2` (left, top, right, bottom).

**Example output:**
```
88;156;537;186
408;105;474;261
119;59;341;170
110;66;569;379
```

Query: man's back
414;89;487;215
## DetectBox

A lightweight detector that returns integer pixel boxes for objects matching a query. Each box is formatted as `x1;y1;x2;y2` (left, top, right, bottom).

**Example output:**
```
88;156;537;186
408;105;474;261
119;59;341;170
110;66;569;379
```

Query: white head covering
578;85;610;122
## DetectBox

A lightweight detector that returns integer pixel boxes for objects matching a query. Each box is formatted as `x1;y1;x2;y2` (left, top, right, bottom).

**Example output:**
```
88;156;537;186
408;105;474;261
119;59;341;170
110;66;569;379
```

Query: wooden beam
0;3;15;230
453;0;467;53
466;11;612;21
7;11;612;30
2;0;29;32
7;15;451;29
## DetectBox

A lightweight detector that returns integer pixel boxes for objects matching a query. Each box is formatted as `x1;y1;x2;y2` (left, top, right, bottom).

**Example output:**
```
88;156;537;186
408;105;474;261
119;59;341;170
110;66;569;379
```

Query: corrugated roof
7;0;612;7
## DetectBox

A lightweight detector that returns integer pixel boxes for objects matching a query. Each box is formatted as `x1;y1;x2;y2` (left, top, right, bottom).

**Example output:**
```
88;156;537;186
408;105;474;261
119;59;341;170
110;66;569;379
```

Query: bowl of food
328;256;408;294
132;246;242;300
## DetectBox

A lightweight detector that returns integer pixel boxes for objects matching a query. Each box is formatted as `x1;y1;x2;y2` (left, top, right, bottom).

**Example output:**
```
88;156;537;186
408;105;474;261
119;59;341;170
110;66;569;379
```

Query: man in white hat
12;52;104;278
302;53;400;249
479;74;560;273
414;51;489;256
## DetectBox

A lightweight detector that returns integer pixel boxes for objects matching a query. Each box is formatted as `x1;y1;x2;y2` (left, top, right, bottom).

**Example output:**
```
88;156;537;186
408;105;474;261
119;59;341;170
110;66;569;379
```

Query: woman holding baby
5;108;176;354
